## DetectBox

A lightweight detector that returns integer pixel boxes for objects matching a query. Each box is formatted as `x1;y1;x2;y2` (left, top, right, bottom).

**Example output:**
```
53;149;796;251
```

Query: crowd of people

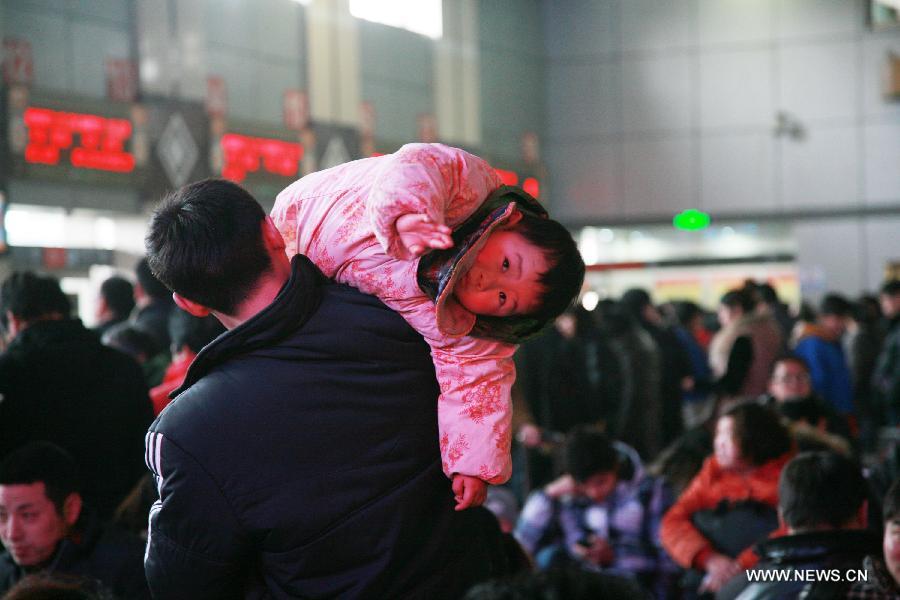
0;152;898;597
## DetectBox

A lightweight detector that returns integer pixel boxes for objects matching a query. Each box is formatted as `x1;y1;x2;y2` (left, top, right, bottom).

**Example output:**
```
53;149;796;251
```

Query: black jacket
0;509;150;599
144;256;511;599
0;319;153;518
719;529;879;600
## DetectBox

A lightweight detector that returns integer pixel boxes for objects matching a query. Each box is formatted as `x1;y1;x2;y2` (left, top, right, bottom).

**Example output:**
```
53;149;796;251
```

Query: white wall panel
545;140;621;221
781;126;859;208
622;54;693;134
779;41;859;123
776;0;860;40
6;8;69;92
697;0;774;47
621;0;692;53
71;21;130;97
863;216;900;291
544;0;617;59
699;49;773;130
622;138;694;217
701;133;776;212
864;122;900;203
794;219;863;302
546;61;620;138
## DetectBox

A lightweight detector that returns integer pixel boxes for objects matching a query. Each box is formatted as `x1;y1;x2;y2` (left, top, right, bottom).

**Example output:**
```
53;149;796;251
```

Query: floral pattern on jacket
271;143;513;483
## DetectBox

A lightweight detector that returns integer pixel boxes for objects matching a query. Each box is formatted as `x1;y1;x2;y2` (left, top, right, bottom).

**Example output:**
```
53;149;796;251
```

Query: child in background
271;143;584;510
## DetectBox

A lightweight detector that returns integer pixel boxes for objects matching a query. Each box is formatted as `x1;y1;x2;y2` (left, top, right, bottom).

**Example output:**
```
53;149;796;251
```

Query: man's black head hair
723;402;792;466
145;179;271;315
510;210;585;324
135;258;171;302
101;323;160;360
619;288;652;322
0;271;71;321
883;478;900;524
99;276;135;319
720;288;756;313
674;300;702;328
0;442;81;515
563;426;618;483
820;293;853;317
881;279;900;297
779;451;866;531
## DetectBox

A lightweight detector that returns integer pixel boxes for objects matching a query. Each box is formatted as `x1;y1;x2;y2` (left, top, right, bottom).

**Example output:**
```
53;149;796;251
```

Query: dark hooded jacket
143;256;512;599
0;318;153;518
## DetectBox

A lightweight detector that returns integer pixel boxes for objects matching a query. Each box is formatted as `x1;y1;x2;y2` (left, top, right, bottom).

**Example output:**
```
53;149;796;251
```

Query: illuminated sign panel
220;133;303;183
23;107;135;173
493;168;540;199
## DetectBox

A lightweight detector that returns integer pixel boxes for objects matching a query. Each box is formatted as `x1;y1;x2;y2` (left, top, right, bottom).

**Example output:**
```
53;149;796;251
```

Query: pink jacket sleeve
366;143;502;261
431;333;515;485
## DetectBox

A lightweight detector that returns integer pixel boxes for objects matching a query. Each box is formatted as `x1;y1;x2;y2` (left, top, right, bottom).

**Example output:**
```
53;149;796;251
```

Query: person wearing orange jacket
660;402;794;594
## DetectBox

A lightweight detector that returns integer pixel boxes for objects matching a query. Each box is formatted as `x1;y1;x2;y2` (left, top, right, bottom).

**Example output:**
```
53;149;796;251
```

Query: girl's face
714;416;745;470
453;230;548;317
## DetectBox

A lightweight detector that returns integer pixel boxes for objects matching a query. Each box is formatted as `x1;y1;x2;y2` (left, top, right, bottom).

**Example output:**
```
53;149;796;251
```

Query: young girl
271;143;584;510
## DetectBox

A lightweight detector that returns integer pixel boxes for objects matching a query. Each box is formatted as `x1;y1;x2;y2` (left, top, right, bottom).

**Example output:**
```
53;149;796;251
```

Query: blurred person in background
513;307;617;492
722;451;876;600
91;276;134;340
846;295;884;452
101;323;169;388
0;272;152;519
753;282;794;341
873;280;900;427
621;288;693;449
149;310;225;415
793;293;855;426
709;288;784;402
514;427;675;596
0;442;149;599
660;403;793;595
849;477;900;599
132;257;174;354
672;301;715;428
463;566;650;600
595;298;663;461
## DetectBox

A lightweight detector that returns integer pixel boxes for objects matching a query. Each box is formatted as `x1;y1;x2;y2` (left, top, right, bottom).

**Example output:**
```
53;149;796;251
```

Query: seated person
850;477;900;598
514;426;674;593
723;451;878;599
660;402;794;594
0;442;149;599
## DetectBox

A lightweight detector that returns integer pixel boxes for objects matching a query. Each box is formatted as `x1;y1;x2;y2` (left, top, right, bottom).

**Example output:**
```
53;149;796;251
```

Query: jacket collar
757;529;879;565
173;255;324;396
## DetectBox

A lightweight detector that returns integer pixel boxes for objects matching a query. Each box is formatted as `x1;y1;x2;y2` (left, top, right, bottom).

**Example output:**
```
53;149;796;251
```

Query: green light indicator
673;209;711;231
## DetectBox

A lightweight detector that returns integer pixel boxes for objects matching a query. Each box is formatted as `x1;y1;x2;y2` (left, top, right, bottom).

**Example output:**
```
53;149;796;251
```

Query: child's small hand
451;474;487;511
396;213;453;257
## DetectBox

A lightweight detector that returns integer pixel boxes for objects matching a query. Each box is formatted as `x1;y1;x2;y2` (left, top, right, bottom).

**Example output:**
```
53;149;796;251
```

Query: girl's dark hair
723;402;792;466
884;478;900;524
145;179;270;315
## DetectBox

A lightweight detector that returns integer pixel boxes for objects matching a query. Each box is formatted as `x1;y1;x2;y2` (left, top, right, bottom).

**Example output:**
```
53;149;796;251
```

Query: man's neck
214;271;289;330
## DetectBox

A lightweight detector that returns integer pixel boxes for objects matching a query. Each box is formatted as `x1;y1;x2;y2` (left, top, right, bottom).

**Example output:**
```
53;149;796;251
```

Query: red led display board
220;133;303;183
23;107;135;173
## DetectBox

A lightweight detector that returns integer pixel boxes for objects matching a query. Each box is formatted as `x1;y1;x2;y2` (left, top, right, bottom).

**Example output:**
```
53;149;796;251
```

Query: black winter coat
144;256;511;599
0;318;153;518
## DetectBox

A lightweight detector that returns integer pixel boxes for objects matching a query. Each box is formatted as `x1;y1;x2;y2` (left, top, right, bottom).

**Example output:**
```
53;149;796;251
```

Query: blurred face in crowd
769;360;812;402
0;482;79;567
882;293;900;320
714;416;746;471
820;313;847;339
884;519;900;586
717;304;740;328
577;472;617;504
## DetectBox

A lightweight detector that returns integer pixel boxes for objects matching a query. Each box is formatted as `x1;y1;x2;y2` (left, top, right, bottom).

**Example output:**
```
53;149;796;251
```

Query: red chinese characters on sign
23;107;135;173
220;133;303;183
493;169;540;199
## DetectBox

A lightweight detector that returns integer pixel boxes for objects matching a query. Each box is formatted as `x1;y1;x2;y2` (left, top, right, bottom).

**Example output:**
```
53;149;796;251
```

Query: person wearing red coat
661;402;794;594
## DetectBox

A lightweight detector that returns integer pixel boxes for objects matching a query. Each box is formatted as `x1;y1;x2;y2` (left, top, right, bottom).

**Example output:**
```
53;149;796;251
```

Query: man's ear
262;216;286;253
173;292;211;317
62;493;82;527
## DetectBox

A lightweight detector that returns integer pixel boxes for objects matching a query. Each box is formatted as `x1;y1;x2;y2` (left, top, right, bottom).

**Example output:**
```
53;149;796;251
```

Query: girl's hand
451;474;487;511
396;213;452;257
